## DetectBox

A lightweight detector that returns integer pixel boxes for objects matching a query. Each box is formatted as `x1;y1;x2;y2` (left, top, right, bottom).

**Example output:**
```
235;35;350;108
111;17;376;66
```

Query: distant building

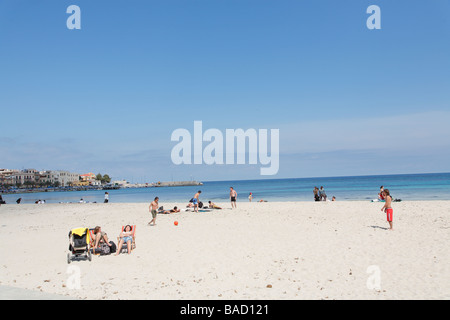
0;169;19;186
80;173;96;182
9;169;39;186
111;180;130;187
0;169;111;188
50;170;80;187
71;180;90;187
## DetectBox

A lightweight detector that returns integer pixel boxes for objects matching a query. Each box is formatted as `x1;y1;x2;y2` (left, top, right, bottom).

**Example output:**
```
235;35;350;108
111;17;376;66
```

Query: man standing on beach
380;189;393;230
319;186;327;201
148;197;159;226
193;191;201;213
230;187;237;208
104;192;109;203
313;187;320;201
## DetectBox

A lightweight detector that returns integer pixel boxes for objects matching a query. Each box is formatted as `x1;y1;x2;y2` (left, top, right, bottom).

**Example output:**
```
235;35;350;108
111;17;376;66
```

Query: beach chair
88;228;103;255
117;225;136;253
88;227;117;255
88;228;96;247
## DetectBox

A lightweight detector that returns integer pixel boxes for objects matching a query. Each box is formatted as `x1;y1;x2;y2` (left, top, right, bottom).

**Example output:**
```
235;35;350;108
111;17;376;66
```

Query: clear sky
1;0;449;182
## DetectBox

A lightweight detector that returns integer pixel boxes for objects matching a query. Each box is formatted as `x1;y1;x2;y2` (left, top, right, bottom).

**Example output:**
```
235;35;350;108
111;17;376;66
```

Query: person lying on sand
208;201;222;209
159;206;181;214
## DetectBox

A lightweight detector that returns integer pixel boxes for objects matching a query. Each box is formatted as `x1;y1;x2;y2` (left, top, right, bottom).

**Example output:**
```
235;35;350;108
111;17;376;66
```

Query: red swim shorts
385;208;393;222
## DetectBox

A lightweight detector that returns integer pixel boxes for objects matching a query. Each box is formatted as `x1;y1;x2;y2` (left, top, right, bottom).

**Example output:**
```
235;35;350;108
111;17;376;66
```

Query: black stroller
67;227;92;263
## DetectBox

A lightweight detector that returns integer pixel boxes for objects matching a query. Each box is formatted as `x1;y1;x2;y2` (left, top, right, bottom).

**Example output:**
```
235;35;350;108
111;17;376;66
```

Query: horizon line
199;171;450;184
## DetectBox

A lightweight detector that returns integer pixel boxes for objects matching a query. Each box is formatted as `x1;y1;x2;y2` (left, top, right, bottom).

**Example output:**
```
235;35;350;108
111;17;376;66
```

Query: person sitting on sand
115;225;133;255
332;196;336;201
92;226;111;249
208;201;222;209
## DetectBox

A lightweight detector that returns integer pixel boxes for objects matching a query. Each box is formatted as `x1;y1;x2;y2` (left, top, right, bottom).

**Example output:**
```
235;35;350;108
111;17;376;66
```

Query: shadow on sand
369;225;390;230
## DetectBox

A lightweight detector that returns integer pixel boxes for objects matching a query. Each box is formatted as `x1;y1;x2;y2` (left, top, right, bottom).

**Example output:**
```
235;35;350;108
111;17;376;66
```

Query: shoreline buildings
0;169;80;187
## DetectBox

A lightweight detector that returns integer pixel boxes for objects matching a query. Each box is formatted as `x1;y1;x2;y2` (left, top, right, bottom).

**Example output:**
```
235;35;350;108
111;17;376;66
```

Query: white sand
0;201;449;300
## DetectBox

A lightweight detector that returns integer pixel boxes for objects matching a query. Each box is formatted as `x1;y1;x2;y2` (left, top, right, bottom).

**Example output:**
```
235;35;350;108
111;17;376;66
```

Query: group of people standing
313;186;327;201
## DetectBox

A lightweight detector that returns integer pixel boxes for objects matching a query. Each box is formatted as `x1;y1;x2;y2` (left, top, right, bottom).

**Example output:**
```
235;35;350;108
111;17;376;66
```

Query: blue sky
1;0;449;182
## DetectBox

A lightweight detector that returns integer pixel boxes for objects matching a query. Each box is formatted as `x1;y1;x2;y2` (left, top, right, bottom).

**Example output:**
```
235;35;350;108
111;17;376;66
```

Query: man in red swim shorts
380;189;393;230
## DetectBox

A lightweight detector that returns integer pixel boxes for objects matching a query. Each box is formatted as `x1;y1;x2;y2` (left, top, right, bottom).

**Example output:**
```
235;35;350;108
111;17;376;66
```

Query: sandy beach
0;201;449;300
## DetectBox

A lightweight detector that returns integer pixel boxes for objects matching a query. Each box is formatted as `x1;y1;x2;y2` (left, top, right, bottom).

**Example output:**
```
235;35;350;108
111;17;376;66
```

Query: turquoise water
2;173;449;204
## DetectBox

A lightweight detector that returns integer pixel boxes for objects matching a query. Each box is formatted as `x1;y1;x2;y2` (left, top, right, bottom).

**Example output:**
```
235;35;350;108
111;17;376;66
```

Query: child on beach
148;197;159;226
248;192;253;202
380;189;393;230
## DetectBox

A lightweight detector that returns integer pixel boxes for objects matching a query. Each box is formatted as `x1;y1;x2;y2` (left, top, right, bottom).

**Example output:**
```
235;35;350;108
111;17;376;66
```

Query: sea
1;172;449;205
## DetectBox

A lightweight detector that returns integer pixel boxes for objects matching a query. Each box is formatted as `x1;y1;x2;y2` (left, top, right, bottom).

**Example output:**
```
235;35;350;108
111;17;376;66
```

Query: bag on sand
100;243;110;255
109;241;116;254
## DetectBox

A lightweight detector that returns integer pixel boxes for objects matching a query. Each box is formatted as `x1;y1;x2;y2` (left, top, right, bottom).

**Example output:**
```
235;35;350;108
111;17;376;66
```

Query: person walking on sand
104;192;109;203
193;191;201;212
248;192;253;202
230;187;237;208
380;189;394;230
148;197;159;226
